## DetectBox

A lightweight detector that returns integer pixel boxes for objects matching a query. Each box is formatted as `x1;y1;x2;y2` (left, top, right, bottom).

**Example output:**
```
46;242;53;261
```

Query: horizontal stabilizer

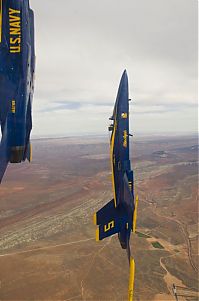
94;199;128;241
96;216;122;241
94;199;116;226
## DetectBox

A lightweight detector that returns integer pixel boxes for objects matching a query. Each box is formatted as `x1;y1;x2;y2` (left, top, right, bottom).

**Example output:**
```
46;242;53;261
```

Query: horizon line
30;132;198;140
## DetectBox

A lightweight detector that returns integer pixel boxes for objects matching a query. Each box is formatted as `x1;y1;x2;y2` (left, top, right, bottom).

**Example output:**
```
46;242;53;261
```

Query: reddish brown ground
0;135;198;300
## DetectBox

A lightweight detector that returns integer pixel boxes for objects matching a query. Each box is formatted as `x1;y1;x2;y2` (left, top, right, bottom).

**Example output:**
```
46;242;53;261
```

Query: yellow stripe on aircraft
29;143;32;162
93;213;97;225
110;119;117;207
128;257;135;301
0;0;2;43
133;195;139;233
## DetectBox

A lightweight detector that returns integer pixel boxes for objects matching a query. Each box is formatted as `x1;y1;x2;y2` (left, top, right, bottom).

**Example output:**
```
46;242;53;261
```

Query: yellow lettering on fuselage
123;130;128;148
11;99;16;113
121;112;127;119
9;8;21;53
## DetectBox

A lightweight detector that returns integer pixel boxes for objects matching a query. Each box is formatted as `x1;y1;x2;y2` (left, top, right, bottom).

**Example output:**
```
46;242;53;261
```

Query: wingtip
0;168;6;184
0;159;9;185
93;213;97;225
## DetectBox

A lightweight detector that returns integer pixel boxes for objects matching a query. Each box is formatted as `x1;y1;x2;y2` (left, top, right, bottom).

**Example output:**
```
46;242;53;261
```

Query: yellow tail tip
96;227;99;241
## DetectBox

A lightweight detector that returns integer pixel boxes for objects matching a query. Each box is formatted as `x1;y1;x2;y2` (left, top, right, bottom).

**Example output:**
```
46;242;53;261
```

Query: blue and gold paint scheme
94;70;138;301
0;0;35;183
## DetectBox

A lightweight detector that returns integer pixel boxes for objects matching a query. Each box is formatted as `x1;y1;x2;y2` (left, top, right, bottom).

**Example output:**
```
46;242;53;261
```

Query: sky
31;0;198;137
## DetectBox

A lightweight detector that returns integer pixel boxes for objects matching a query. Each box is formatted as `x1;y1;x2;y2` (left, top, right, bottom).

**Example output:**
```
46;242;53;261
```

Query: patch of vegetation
151;223;185;245
136;231;151;238
151;241;164;249
174;249;180;253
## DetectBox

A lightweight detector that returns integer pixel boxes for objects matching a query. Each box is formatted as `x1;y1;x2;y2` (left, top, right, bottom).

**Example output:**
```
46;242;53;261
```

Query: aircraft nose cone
121;69;128;85
119;69;128;89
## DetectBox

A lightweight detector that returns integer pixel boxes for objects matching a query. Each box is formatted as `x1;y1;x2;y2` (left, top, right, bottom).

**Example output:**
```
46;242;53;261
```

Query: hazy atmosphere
0;2;198;299
32;0;197;137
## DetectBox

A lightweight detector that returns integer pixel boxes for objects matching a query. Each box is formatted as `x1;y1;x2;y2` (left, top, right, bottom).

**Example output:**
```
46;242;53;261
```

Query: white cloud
31;0;197;136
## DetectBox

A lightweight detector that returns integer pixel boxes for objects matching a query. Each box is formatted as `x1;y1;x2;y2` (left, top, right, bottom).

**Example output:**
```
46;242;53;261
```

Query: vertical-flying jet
94;70;138;301
0;0;35;183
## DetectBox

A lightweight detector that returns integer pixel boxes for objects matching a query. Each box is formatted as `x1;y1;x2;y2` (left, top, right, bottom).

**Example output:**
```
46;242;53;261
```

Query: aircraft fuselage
109;70;134;248
0;0;35;180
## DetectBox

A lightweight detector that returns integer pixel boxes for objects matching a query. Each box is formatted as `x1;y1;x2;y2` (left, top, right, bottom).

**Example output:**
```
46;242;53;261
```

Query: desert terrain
0;135;198;301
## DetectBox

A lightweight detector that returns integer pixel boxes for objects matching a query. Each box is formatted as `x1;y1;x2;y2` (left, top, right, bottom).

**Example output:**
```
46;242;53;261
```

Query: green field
151;241;164;249
136;231;151;238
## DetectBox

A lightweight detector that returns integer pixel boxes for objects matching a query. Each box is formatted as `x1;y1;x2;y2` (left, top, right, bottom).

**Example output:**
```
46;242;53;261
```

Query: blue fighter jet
94;70;138;300
0;0;35;183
